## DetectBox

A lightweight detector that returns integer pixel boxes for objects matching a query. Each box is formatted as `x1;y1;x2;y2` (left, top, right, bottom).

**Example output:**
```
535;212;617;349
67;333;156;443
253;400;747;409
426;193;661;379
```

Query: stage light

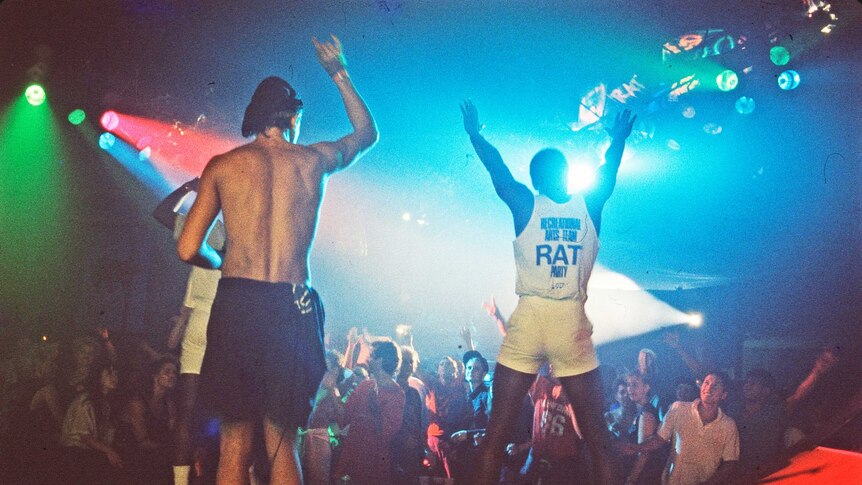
100;110;119;131
682;106;696;118
735;96;756;115
568;163;596;194
41;335;48;341
98;132;116;150
402;212;412;221
687;312;703;328
769;46;790;66
703;123;722;135
715;70;739;92
667;139;681;151
25;84;46;106
138;146;152;161
67;109;86;125
778;70;800;91
821;24;835;34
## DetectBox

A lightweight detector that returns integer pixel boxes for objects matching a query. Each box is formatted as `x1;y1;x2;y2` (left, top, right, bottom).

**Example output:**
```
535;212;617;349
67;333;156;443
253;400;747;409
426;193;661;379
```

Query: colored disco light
821;24;835;34
682;106;696;119
100;110;119;131
703;123;723;135
98;132;116;150
667;139;681;151
715;70;739;92
138;146;152;161
25;84;46;106
770;46;790;66
778;70;800;90
67;109;86;125
735;96;756;115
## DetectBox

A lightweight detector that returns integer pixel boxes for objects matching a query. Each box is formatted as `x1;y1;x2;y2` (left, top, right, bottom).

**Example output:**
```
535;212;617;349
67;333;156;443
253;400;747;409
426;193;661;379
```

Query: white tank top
513;194;599;301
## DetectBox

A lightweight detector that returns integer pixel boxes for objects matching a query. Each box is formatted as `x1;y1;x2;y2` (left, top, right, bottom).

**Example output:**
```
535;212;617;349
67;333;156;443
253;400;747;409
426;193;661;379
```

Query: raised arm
311;35;379;173
461;100;533;233
152;177;199;230
177;160;223;269
584;109;636;236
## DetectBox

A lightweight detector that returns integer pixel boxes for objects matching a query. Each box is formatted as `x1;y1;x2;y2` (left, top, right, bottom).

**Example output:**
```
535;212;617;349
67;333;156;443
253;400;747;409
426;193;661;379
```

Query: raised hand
312;34;347;76
460;100;482;136
605;108;637;141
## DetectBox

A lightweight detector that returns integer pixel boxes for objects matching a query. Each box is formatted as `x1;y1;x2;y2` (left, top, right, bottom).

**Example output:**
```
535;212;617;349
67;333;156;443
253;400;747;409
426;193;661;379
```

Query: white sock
174;465;191;485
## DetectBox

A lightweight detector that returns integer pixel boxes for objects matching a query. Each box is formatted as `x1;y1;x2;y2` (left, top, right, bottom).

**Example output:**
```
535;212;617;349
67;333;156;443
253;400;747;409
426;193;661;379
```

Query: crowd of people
0;316;858;485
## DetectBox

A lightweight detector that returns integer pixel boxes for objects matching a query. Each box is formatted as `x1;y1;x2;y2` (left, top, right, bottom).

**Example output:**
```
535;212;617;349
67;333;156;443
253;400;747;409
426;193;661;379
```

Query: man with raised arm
177;35;378;485
461;100;635;485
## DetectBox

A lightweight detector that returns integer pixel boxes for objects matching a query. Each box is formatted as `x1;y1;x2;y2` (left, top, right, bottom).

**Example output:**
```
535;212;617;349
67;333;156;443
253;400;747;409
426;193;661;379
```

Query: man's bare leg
217;421;254;485
475;364;536;485
264;417;302;485
559;368;619;485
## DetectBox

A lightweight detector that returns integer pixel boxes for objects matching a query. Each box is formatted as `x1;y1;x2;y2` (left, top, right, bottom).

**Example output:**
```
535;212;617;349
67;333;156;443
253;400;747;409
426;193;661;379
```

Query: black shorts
199;278;326;430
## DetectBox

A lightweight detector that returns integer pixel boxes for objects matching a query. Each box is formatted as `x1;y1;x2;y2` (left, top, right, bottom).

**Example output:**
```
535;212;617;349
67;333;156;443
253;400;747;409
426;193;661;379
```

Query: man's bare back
178;35;377;285
204;137;340;283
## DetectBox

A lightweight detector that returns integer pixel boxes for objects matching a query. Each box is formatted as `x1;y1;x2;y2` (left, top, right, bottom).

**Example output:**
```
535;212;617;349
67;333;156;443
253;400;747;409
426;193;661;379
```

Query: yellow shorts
496;295;598;378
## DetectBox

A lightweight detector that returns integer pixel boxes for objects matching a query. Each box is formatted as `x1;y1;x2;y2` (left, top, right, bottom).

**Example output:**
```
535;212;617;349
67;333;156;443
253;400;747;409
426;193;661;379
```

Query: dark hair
80;357;116;432
705;370;731;390
462;350;483;366
142;356;178;398
466;354;489;375
400;345;419;374
241;76;304;137
529;148;567;191
371;339;401;376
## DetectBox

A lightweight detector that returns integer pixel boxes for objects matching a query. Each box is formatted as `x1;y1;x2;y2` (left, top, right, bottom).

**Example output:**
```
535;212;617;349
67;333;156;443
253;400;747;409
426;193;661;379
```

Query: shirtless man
177;35;378;484
461;100;635;484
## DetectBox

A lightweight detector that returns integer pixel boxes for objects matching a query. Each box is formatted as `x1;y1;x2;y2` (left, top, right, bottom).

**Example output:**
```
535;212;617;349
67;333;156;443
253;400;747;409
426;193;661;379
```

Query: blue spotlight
735;96;756;115
98;132;116;150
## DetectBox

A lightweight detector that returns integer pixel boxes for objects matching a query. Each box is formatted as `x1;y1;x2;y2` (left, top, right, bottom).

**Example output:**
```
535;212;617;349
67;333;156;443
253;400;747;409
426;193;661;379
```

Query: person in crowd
426;355;472;478
330;339;405;484
176;34;377;484
393;345;426;484
449;353;492;480
721;368;783;477
153;175;225;485
520;366;586;485
622;373;666;485
115;356;179;484
606;376;637;440
60;358;124;484
636;348;673;418
303;350;354;485
626;371;739;485
461;99;636;484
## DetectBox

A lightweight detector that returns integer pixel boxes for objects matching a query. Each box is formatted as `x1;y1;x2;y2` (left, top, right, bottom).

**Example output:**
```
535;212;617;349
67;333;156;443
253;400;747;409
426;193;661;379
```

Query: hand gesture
813;349;838;375
346;326;360;345
460;100;483;136
312;34;347;77
105;448;124;468
605;108;637;141
459;326;472;344
482;296;501;321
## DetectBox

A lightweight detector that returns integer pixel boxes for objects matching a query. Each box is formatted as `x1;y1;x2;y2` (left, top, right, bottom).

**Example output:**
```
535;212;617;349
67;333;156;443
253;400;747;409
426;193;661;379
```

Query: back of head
371;339;402;376
530;148;568;194
241;76;304;138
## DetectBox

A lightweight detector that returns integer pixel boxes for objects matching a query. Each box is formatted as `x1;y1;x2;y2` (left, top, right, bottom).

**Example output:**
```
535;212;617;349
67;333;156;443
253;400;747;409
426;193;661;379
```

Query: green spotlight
67;109;86;125
769;46;790;66
25;84;46;106
715;70;739;92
